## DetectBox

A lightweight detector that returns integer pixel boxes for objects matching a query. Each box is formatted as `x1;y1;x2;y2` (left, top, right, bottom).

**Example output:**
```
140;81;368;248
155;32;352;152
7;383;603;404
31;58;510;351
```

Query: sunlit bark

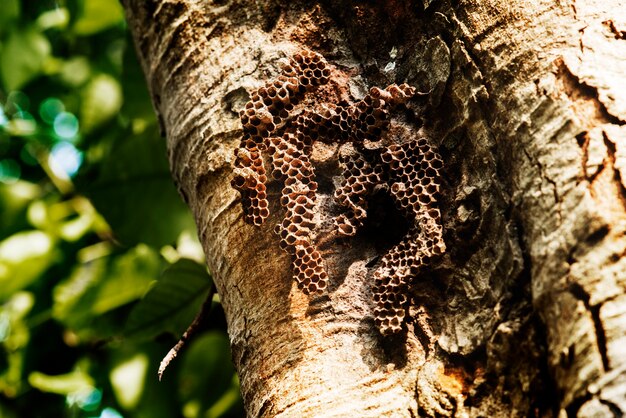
122;1;626;416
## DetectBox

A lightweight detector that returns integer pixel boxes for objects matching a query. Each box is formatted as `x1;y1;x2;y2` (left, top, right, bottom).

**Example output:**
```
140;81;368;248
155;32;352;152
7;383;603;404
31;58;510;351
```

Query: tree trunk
121;0;626;416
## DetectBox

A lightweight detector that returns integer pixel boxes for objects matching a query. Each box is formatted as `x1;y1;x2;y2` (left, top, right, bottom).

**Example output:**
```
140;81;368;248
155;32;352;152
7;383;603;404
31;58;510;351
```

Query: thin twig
158;284;216;381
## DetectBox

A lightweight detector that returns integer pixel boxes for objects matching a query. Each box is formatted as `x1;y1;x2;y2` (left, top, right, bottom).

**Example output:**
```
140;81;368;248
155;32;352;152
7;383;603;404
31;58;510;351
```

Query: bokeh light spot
110;353;148;410
0;107;8;126
53;112;79;139
40;98;65;124
98;407;124;418
0;313;10;342
0;159;21;184
37;7;70;30
67;388;102;412
48;142;83;178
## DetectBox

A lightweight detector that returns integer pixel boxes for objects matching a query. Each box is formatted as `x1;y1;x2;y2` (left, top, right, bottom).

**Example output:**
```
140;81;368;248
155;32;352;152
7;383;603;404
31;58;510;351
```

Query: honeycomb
231;49;445;332
373;139;445;335
232;50;331;294
334;151;385;237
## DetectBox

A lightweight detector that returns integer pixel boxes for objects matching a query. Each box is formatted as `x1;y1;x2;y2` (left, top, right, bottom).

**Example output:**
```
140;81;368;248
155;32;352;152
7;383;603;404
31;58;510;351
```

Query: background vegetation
0;1;244;417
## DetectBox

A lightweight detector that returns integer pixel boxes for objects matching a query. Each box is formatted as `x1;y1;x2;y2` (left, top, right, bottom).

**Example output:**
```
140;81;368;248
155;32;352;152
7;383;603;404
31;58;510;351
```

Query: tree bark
121;0;626;416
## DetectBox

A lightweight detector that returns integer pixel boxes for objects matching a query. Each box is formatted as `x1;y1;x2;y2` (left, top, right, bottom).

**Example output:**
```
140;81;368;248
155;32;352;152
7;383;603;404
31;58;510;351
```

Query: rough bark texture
121;0;626;416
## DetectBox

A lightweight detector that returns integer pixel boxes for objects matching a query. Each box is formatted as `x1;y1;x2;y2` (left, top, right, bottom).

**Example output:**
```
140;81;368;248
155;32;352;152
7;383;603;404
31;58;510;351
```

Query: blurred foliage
0;1;244;417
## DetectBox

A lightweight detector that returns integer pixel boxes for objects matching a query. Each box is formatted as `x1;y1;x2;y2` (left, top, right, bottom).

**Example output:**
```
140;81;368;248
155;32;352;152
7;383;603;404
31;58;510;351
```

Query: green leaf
0;26;51;91
27;197;100;242
0;291;34;350
36;8;70;31
0;181;41;237
53;245;161;332
92;244;160;314
83;126;196;247
51;257;107;326
28;370;94;395
59;56;91;87
125;259;212;340
74;0;124;35
0;0;20;27
80;73;122;132
0;292;34;399
72;0;124;36
0;231;57;301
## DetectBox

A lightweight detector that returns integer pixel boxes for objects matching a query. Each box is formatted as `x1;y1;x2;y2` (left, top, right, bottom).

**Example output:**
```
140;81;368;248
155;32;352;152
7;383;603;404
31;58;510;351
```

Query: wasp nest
232;50;331;294
231;50;445;334
372;139;445;334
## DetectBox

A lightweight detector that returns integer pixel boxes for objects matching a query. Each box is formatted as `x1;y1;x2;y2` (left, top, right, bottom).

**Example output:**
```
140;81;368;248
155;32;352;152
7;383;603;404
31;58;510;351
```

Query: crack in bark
567;282;610;371
565;390;591;418
521;145;562;224
149;2;194;78
578;26;586;54
602;132;626;213
411;306;435;359
566;392;624;418
599;399;623;417
576;131;590;181
256;396;275;418
555;58;625;126
605;19;626;40
589;304;610;372
575;130;605;184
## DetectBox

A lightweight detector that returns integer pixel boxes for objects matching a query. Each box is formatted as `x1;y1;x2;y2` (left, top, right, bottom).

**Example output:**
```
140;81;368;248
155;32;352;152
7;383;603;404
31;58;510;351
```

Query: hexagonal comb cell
334;151;385;237
230;49;444;333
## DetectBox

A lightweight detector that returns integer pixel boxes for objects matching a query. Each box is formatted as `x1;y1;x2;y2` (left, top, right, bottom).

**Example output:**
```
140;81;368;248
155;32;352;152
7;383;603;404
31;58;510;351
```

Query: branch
158;284;216;381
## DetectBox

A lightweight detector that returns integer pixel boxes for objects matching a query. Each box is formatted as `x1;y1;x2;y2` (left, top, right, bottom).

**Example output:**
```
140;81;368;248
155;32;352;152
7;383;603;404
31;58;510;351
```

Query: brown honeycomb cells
293;243;328;294
269;131;328;294
334;152;384;236
233;50;330;228
230;50;445;328
231;50;333;297
292;50;331;88
349;84;415;143
231;147;269;226
372;138;445;335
